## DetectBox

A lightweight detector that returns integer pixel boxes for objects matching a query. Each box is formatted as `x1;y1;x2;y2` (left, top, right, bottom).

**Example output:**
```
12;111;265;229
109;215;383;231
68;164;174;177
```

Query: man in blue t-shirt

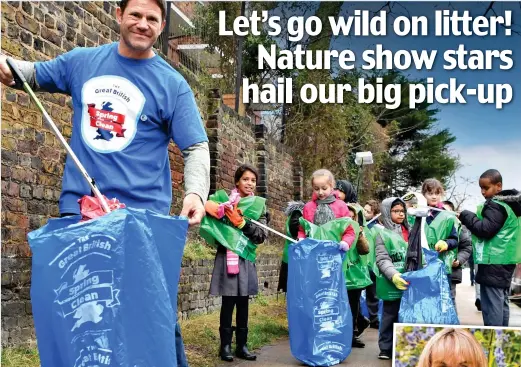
1;0;209;365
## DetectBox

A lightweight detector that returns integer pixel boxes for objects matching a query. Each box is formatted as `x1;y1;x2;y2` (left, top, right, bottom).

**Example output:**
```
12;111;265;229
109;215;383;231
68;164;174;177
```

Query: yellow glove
392;273;409;291
435;240;448;253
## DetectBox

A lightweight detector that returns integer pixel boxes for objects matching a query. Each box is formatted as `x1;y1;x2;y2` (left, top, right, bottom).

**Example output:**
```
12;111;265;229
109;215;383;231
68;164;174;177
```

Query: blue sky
327;1;521;209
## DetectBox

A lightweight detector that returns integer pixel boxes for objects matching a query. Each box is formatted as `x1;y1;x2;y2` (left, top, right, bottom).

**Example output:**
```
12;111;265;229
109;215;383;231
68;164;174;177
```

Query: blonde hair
311;169;335;187
417;328;487;367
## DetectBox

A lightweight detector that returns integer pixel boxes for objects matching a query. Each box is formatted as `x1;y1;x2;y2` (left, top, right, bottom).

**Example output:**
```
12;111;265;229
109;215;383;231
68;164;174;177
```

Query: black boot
235;327;256;360
219;327;234;362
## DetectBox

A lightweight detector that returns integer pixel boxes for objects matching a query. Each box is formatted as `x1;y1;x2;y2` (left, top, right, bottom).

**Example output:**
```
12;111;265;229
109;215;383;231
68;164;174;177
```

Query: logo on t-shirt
81;76;146;153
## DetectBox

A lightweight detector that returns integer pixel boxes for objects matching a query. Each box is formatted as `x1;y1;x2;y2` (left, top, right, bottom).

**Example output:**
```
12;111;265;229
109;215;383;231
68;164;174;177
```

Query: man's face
479;177;502;199
117;0;165;54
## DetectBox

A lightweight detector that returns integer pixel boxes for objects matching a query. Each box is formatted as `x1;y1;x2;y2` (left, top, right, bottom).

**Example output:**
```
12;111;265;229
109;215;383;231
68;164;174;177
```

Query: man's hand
452;259;460;268
0;54;15;86
180;193;205;226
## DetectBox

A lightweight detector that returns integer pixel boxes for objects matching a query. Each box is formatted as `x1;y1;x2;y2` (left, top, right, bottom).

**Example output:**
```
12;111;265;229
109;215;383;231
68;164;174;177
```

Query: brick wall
1;1;301;347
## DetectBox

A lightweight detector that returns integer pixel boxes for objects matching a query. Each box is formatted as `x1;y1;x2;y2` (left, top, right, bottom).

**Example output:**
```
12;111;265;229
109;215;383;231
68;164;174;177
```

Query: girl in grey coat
375;197;410;360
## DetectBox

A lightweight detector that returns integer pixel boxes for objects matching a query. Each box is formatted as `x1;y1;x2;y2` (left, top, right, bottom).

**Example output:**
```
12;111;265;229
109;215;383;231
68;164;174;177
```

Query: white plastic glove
339;241;350;252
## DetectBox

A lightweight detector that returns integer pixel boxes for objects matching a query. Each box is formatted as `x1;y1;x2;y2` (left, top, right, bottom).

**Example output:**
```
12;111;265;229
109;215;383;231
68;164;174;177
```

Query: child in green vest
422;179;459;275
277;201;304;293
204;164;268;362
458;169;521;326
375;197;410;360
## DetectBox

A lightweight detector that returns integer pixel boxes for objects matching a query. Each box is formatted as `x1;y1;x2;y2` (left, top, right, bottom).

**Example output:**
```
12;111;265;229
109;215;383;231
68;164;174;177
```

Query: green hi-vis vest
473;200;521;265
282;216;293;264
352;203;367;227
199;190;266;263
363;226;378;271
407;215;416;227
425;210;460;275
374;228;408;301
300;217;373;290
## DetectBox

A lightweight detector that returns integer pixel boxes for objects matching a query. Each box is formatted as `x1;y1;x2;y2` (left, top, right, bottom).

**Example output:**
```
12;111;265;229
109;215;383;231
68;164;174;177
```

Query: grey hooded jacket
375;197;409;281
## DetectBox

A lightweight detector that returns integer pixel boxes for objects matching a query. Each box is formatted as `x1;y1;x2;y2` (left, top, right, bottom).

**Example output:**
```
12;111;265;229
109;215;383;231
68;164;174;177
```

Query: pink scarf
224;189;252;275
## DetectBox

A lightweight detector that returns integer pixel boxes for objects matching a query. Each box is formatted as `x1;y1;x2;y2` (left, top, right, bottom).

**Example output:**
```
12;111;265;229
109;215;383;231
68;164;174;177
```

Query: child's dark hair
120;0;167;20
443;200;455;211
391;199;405;210
480;169;502;184
234;164;259;184
422;178;444;195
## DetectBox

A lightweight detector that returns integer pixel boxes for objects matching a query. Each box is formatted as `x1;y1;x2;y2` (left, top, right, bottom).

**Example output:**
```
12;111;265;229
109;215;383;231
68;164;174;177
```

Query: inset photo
393;324;521;367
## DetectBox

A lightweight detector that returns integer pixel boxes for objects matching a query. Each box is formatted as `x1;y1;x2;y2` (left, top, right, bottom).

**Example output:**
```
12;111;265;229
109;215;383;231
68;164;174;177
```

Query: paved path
222;269;521;366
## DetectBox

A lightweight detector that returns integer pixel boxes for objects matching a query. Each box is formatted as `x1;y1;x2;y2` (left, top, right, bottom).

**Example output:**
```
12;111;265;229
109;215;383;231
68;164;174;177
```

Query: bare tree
446;174;476;211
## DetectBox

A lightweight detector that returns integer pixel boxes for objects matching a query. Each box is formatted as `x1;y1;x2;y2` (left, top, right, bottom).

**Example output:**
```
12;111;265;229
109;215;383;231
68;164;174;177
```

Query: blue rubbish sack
287;238;352;366
360;290;383;322
398;248;459;325
27;208;188;367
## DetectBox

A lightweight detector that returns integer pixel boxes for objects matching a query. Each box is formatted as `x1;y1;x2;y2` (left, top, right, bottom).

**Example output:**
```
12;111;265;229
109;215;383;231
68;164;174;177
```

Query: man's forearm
182;141;210;204
10;59;40;91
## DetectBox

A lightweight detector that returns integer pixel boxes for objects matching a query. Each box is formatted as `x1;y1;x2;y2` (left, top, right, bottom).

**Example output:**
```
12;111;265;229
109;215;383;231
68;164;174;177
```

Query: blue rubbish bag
287;238;352;366
27;208;188;367
398;248;459;325
360;290;383;322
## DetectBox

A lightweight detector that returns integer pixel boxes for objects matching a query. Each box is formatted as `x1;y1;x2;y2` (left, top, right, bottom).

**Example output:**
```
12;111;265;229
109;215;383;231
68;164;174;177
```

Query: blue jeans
175;321;189;367
480;284;510;326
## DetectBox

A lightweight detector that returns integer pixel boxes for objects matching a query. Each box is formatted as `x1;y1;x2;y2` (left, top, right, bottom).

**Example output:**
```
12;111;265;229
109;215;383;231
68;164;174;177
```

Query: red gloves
225;205;245;228
205;200;221;219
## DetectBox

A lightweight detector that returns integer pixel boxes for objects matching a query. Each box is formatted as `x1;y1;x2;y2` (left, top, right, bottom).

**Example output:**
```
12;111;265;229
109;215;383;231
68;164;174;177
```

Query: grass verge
1;295;288;367
181;294;288;367
1;347;40;367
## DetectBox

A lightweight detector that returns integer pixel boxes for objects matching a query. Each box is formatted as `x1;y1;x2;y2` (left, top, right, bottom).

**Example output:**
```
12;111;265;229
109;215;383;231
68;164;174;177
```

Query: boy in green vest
459;169;521;326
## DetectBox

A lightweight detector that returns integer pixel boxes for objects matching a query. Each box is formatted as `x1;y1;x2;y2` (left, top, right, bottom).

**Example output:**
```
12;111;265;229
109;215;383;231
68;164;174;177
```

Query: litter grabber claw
6;57;110;213
246;218;298;243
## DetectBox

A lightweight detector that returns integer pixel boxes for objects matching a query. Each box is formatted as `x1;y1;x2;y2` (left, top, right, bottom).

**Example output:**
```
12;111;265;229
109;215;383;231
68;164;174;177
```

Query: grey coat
209;210;268;296
375;197;409;281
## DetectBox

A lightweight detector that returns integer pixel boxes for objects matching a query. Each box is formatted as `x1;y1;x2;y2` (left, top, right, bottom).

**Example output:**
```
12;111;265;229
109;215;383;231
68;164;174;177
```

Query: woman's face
364;204;374;220
236;170;256;197
312;176;333;200
337;191;346;201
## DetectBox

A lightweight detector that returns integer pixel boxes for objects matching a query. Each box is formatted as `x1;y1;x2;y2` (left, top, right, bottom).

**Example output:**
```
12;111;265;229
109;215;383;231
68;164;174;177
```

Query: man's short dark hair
120;0;167;20
443;200;455;211
480;169;502;184
234;164;259;185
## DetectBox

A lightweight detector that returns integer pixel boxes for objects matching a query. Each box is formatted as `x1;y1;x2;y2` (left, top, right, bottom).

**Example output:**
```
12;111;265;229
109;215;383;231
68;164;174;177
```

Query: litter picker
6;58;110;213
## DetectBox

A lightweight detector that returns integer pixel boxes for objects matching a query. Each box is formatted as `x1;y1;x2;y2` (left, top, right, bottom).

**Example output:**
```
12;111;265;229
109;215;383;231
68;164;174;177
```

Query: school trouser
480;285;510;326
347;288;362;334
450;280;458;315
378;299;401;353
366;269;379;322
220;296;249;328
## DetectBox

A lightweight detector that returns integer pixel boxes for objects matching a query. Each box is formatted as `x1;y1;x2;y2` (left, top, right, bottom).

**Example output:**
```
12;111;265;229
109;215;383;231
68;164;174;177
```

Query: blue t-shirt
35;43;208;215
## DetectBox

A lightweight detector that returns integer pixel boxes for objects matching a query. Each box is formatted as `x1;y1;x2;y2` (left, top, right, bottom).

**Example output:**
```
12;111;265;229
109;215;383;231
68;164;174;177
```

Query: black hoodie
460;189;521;288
